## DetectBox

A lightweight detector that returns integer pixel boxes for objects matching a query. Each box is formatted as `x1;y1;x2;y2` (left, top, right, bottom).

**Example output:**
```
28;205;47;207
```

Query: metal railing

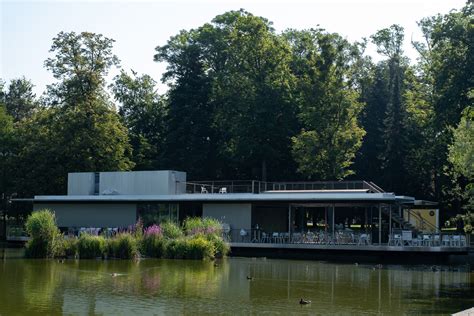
184;180;384;194
405;209;439;233
225;228;469;248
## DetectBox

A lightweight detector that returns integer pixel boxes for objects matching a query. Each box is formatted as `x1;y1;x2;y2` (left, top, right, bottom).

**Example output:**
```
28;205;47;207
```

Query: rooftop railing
183;180;384;194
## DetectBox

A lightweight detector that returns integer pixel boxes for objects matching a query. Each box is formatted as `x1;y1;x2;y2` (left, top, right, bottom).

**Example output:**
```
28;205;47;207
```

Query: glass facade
137;203;179;227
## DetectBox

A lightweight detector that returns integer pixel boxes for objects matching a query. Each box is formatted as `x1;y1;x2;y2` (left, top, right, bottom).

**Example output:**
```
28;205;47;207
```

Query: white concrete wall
34;203;136;228
203;203;252;230
99;170;186;195
68;173;95;195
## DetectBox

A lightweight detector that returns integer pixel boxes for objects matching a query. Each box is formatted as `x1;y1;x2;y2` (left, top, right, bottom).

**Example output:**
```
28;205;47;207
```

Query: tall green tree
286;29;365;180
112;70;165;170
155;30;217;179
448;106;474;210
4;78;38;121
209;11;298;181
370;24;409;192
14;32;133;196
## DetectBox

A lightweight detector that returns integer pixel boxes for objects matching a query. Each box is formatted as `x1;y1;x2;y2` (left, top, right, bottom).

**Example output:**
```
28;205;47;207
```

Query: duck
299;298;311;305
246;276;254;280
111;273;119;277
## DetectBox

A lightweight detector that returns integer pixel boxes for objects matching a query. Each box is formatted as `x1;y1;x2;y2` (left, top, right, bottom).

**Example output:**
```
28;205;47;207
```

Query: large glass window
137;203;178;227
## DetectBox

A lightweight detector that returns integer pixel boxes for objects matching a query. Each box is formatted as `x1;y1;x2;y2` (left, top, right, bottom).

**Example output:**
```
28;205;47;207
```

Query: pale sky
0;0;466;96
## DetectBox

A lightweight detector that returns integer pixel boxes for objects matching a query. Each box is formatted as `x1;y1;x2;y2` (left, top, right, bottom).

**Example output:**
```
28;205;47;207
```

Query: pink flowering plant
144;224;162;237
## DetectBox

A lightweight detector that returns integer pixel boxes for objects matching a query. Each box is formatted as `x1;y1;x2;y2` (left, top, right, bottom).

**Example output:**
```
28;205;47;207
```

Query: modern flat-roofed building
31;170;444;246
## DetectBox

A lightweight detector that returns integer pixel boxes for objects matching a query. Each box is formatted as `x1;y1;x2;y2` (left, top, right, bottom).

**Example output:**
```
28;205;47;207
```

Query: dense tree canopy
1;4;472;221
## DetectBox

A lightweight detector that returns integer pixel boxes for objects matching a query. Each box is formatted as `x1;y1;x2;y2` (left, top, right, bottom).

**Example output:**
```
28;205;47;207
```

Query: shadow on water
1;247;473;315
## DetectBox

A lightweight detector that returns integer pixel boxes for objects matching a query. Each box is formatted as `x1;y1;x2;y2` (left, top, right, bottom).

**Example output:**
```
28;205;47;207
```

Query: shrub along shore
24;209;230;260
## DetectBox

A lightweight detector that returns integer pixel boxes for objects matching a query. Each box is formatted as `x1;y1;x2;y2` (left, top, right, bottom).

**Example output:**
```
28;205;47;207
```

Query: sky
0;0;467;96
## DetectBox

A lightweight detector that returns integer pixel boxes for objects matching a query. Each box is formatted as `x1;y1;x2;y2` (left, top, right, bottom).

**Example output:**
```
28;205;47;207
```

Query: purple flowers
144;224;162;237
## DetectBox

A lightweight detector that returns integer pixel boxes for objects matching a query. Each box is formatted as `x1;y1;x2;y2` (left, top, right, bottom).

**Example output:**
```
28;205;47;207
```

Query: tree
13;32;133;196
112;70;165;170
448;106;474;210
286;29;365;180
370;25;409;192
4;78;38;121
155;30;217;179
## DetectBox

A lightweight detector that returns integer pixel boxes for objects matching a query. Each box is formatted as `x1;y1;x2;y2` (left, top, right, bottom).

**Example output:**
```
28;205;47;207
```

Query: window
94;172;100;195
137;203;179;227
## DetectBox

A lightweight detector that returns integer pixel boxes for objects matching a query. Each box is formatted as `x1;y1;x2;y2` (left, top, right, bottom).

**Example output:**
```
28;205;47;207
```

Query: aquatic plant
77;233;106;259
24;209;62;258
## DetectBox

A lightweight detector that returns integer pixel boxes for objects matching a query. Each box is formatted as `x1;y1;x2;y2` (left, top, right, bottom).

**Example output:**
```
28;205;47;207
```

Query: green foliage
183;217;222;236
206;233;230;258
141;234;166;258
107;233;139;259
111;70;165;170
161;221;183;239
24;210;62;258
62;238;78;258
77;233;106;259
185;236;215;260
4;77;38;121
285;29;365;180
164;238;188;259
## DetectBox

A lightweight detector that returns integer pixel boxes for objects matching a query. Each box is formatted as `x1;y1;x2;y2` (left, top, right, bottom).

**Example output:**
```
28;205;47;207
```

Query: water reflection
0;249;473;315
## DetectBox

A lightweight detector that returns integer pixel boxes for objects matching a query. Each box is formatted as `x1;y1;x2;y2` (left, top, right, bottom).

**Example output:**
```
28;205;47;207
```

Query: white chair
452;235;461;247
422;234;432;247
261;232;271;243
402;231;413;246
433;234;441;246
272;232;281;243
441;235;451;246
390;233;402;246
201;186;208;194
358;233;370;245
291;233;302;243
219;187;227;194
461;235;467;247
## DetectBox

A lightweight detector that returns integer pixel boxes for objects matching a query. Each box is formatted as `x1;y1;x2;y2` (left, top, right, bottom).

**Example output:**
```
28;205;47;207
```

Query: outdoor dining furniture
389;233;402;246
441;234;451;246
260;232;271;243
219;187;227;194
402;230;413;246
422;234;432;246
452;235;461;247
357;233;370;245
200;186;208;194
291;233;302;243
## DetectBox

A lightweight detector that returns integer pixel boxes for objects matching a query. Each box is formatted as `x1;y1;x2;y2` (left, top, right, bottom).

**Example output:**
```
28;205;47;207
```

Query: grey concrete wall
99;170;186;195
34;203;136;228
203;203;252;230
68;173;95;195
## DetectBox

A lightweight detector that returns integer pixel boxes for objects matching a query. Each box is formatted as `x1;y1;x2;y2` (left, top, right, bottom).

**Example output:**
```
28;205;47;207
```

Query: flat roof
32;192;415;203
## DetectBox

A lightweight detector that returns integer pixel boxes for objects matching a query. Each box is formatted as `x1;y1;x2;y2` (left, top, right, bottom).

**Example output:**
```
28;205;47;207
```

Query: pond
1;247;473;315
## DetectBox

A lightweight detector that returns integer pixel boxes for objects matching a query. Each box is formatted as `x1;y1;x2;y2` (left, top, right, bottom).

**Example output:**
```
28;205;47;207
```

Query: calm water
1;247;473;315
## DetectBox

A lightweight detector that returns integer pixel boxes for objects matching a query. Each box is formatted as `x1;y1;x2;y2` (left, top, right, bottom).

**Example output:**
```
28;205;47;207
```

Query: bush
206;234;230;258
142;225;165;258
161;221;183;239
186;236;215;260
24;209;62;258
62;237;78;258
164;238;188;259
78;234;106;259
107;233;139;259
184;217;222;236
